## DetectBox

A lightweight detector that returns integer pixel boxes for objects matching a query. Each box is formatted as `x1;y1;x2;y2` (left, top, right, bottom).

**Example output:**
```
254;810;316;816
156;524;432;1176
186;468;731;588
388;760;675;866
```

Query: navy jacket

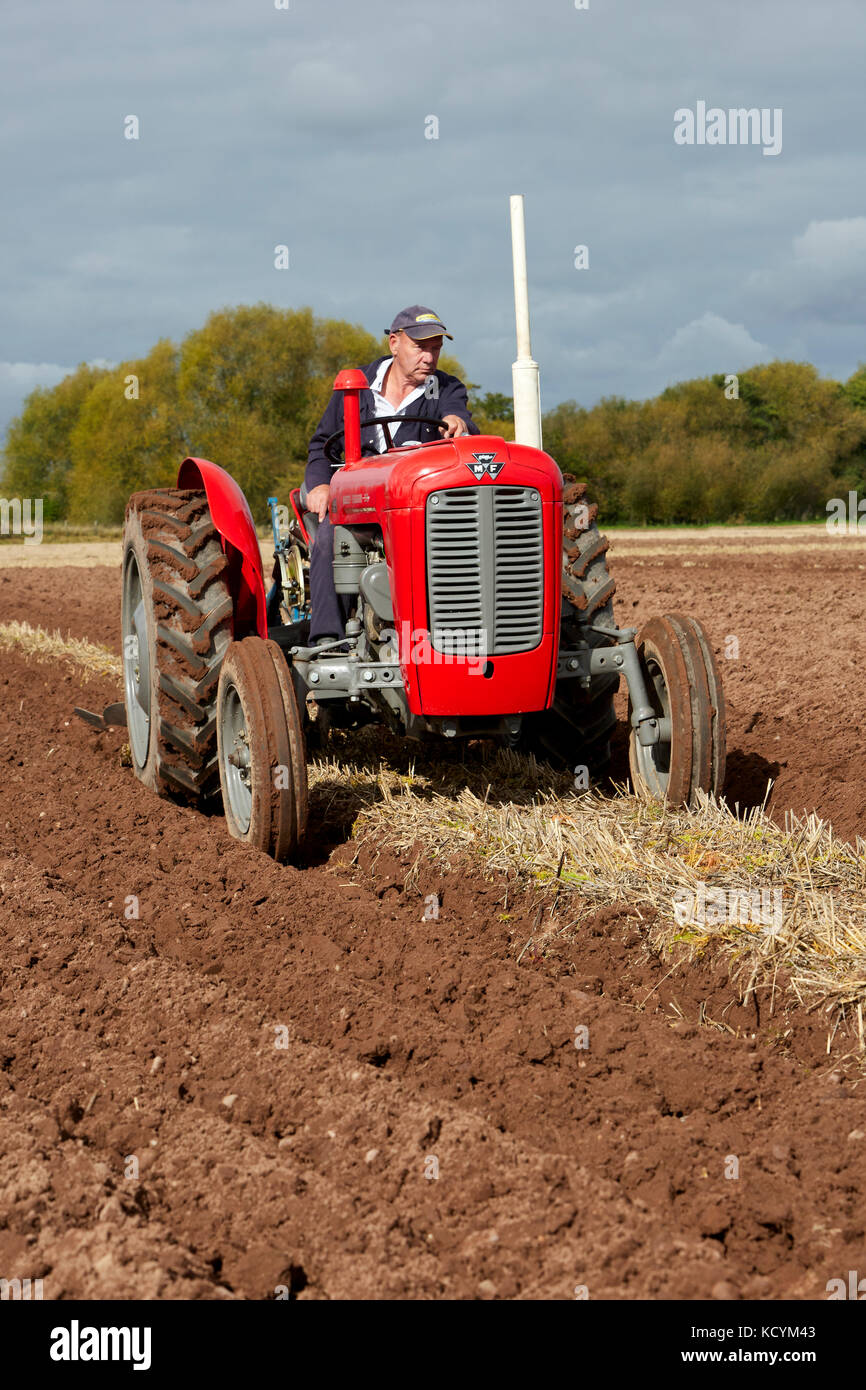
305;356;479;491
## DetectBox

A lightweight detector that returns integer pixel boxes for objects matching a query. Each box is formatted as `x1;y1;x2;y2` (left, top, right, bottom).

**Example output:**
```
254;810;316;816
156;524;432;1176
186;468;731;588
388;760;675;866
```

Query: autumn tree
66;339;185;524
1;362;110;520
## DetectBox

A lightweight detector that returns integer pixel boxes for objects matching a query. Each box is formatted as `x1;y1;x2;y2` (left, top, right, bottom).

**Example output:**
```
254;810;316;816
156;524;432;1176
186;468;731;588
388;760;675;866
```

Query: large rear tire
216;637;308;861
628;613;726;807
121;489;234;803
521;477;619;773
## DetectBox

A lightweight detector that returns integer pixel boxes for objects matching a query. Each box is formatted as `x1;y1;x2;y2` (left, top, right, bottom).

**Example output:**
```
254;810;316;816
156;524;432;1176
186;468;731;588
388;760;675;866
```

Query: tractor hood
330;435;564;722
330;435;562;519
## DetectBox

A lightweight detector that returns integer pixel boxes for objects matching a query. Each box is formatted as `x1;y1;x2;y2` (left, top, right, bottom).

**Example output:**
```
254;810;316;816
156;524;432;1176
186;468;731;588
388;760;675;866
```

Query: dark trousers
309;516;351;642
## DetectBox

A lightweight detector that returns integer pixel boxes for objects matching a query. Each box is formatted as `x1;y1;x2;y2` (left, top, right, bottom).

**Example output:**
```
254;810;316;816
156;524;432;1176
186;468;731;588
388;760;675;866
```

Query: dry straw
0;621;122;681
310;734;866;1040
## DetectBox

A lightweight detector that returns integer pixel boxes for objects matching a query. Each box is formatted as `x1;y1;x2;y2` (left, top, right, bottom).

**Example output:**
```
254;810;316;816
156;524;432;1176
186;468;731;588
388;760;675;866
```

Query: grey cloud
747;218;866;323
0;0;864;443
653;312;769;379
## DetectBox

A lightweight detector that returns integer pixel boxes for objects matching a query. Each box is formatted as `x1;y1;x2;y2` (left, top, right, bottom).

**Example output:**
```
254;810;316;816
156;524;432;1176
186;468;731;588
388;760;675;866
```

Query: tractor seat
298;481;319;542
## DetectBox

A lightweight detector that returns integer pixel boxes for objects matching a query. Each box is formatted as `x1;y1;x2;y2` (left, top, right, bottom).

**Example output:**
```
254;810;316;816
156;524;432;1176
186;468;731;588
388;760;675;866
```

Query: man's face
389;330;443;385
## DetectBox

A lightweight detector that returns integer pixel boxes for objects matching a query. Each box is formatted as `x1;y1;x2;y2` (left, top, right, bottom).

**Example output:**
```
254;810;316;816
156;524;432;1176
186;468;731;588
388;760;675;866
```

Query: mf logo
467;452;504;480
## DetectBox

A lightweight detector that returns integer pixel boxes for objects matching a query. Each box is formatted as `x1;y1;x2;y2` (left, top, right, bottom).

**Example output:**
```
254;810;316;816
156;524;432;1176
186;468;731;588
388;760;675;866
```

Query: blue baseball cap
385;305;453;340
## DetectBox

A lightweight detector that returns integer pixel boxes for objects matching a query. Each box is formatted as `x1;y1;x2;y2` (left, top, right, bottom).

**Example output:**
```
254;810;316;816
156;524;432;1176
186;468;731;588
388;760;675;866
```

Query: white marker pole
510;194;542;449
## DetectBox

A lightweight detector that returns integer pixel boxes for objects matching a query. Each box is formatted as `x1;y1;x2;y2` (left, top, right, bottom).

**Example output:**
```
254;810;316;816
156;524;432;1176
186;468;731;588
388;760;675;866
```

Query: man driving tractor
116;200;727;858
303;305;479;645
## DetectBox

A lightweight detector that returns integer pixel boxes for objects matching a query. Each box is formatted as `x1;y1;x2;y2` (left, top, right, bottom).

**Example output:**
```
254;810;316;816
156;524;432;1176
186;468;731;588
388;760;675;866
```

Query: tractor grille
425;486;544;656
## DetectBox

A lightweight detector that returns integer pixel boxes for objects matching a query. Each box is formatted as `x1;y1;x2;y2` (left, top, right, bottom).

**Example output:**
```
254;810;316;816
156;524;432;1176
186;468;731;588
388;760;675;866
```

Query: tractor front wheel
216;637;308;860
628;614;726;807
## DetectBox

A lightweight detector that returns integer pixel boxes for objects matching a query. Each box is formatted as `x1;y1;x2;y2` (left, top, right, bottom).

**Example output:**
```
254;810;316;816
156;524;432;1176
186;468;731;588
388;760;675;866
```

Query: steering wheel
324;414;453;467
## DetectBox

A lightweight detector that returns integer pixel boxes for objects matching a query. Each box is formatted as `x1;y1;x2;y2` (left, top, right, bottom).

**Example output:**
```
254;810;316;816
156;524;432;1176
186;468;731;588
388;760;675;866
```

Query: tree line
2;303;865;525
543;363;866;524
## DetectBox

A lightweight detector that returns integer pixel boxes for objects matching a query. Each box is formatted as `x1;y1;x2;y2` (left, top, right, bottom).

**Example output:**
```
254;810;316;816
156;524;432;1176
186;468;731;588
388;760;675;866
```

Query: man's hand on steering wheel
323;413;460;466
439;414;469;438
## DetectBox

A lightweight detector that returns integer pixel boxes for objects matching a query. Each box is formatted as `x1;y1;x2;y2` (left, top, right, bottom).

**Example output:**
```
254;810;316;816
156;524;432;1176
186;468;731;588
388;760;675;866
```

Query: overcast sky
1;0;864;440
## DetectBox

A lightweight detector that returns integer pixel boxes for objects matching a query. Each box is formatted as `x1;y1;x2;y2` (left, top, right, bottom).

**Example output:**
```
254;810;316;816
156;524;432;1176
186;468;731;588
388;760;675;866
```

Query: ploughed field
0;525;864;1299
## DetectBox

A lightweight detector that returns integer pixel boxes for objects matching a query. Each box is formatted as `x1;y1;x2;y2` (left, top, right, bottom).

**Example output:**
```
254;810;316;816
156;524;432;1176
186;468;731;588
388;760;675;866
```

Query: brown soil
607;546;866;847
1;544;865;1301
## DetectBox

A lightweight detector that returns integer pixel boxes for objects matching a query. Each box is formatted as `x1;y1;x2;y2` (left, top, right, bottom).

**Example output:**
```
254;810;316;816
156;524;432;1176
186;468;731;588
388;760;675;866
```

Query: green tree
470;390;513;421
841;364;866;412
66;340;185;524
746;441;836;521
1;362;109;520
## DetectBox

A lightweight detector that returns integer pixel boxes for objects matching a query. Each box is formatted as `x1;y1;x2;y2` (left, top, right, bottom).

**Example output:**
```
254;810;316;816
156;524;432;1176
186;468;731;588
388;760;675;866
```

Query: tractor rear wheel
628;613;726;806
520;477;619;773
121;489;233;803
216;637;308;860
560;477;617;624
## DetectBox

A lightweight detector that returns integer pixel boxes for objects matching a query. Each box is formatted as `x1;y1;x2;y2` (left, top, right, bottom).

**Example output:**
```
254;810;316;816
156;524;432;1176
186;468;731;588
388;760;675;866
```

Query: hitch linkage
559;624;666;748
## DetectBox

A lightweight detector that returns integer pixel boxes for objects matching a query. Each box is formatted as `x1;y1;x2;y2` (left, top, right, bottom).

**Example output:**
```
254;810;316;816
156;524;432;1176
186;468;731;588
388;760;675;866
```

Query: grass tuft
0;621;122;682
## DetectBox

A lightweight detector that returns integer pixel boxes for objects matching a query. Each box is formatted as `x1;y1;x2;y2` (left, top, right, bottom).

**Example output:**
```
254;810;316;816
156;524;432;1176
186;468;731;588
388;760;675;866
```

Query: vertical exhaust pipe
333;368;367;463
510;194;542;449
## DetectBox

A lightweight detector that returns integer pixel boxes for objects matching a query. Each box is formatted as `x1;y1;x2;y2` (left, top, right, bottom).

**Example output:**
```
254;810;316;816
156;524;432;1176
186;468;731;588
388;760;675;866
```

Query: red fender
177;456;267;638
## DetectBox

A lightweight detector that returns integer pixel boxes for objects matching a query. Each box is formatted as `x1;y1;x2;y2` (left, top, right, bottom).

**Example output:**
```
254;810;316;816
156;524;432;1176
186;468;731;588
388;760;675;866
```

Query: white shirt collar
368;358;432;451
370;357;391;392
370;356;432;407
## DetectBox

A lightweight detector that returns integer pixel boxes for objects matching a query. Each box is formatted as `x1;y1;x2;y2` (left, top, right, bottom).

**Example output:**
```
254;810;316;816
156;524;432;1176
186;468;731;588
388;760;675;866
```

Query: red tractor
119;367;725;861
